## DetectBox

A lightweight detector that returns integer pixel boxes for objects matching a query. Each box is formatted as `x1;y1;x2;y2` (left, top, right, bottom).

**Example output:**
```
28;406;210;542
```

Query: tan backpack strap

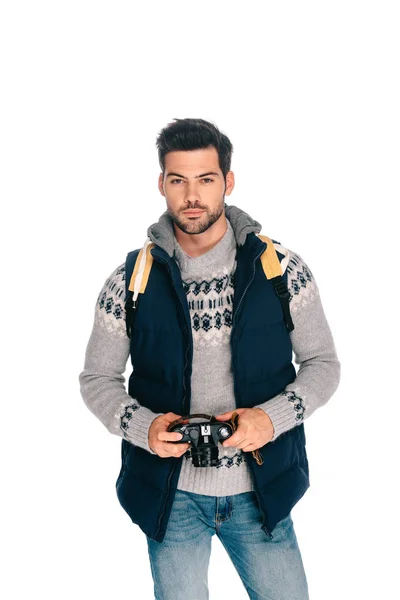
257;234;282;279
125;240;155;339
128;239;155;298
257;234;294;333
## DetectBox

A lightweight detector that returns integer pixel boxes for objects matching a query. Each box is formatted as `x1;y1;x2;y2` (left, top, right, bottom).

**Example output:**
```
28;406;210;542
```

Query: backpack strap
258;235;294;333
124;234;294;338
124;239;155;338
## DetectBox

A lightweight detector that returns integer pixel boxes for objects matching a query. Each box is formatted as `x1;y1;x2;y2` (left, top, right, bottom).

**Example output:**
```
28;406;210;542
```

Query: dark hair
156;118;233;180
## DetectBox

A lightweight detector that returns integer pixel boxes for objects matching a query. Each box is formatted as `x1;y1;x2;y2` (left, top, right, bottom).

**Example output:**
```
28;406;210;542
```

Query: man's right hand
148;412;191;458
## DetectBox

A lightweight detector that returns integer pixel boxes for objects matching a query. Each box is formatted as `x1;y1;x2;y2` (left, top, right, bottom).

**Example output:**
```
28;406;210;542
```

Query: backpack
124;235;294;339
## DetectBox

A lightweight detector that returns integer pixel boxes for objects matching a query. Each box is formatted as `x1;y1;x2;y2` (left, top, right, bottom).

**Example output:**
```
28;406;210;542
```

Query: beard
167;199;225;235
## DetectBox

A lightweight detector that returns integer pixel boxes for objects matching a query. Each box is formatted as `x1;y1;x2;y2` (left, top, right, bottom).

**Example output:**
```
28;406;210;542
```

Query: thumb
165;412;184;423
215;408;245;420
215;411;232;420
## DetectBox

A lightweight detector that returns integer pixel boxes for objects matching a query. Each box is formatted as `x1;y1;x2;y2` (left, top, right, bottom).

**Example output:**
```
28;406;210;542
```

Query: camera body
168;417;234;467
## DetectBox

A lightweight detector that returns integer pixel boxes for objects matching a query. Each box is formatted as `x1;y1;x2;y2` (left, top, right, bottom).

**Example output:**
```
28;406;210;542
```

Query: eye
202;178;214;183
170;179;183;184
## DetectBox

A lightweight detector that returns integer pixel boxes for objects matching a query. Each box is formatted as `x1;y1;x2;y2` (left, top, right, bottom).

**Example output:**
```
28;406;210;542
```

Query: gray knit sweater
79;204;341;496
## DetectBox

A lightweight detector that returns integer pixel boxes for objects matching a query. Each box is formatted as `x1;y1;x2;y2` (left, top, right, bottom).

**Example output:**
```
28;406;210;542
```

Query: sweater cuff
125;405;164;455
254;390;305;442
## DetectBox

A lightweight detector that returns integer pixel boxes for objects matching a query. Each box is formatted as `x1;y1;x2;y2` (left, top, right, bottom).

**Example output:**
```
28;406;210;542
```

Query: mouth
182;210;205;217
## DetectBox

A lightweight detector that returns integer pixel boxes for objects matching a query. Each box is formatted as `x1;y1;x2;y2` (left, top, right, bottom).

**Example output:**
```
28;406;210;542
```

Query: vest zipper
231;244;273;540
157;258;191;413
152;257;192;540
247;468;273;539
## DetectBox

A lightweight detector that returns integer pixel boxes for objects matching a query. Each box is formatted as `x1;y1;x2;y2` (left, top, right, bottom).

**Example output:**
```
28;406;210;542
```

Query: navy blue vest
116;232;309;542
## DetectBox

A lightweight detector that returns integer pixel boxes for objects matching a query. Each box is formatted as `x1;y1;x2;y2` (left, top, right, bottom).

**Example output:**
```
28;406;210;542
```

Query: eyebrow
166;171;220;179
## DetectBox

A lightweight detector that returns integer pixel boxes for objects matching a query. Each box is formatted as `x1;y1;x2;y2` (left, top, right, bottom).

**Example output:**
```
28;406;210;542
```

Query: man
79;118;340;600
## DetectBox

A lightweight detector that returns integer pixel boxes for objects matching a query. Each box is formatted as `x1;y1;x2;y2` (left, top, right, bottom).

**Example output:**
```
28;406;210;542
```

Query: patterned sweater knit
173;220;253;494
79;205;341;497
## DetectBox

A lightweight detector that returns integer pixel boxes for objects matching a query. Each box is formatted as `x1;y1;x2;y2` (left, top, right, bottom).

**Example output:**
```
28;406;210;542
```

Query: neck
173;213;228;258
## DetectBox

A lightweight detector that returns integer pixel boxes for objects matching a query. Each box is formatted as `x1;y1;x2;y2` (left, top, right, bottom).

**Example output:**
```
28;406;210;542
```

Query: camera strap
168;414;215;429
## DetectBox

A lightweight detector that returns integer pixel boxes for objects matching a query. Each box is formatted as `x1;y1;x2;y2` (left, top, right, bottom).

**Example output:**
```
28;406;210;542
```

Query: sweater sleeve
254;249;341;442
78;263;163;454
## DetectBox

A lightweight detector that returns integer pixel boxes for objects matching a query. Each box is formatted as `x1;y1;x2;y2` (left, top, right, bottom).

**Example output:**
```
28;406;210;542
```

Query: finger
242;443;257;452
158;431;184;442
166;442;190;456
223;436;247;448
222;425;247;446
234;439;252;450
156;442;188;458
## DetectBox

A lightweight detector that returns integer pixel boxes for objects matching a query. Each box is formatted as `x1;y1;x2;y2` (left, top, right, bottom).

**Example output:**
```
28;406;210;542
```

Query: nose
184;180;201;206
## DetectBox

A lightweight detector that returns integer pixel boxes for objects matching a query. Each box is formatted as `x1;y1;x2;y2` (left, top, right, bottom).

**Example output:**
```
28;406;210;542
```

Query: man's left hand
214;408;274;451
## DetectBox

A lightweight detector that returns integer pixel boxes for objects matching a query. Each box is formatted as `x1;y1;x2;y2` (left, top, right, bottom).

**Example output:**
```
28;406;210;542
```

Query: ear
224;171;235;196
158;172;165;197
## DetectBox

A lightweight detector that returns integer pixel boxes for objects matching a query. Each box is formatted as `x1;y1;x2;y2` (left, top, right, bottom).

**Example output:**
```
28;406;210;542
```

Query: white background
1;1;399;599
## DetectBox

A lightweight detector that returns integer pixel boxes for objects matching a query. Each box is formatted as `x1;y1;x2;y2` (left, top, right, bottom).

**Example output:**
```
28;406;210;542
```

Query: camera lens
192;444;219;467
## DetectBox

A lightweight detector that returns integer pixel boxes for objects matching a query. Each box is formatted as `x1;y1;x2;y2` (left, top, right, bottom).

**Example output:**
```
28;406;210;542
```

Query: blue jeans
146;489;309;600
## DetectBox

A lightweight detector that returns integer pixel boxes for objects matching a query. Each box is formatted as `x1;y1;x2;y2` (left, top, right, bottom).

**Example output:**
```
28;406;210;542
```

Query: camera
167;414;236;467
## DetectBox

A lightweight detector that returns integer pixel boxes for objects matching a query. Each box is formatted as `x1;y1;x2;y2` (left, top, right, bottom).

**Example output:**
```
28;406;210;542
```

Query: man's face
158;146;234;235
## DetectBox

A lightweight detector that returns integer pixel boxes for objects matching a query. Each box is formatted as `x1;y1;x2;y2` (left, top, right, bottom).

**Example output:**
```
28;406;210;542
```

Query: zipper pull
262;524;274;539
125;293;138;339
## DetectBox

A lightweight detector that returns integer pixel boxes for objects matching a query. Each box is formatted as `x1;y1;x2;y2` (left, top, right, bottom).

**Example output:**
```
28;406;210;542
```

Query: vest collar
147;203;263;258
